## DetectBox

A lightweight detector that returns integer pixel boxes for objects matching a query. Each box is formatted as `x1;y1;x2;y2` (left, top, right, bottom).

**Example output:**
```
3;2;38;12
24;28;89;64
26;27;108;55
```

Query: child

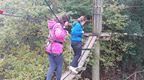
45;14;70;80
69;16;87;73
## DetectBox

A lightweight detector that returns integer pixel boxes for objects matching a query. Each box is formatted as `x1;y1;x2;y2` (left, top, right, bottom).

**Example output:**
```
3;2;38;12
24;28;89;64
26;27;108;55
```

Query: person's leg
46;54;57;80
55;54;63;80
70;42;82;67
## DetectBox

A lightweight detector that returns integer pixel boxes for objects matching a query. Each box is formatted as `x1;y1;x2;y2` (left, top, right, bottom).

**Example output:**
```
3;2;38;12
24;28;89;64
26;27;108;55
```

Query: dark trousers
70;41;82;67
46;53;63;80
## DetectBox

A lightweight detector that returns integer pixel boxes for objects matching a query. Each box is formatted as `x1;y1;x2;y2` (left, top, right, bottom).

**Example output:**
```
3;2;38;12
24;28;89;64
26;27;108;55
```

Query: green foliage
100;35;127;66
0;0;74;79
125;21;143;35
61;0;92;16
1;0;144;79
122;0;144;72
103;0;127;32
1;45;48;80
0;0;50;79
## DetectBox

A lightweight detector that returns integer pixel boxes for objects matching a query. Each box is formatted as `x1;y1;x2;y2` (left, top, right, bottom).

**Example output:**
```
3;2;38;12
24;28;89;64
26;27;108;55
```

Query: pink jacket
45;20;67;54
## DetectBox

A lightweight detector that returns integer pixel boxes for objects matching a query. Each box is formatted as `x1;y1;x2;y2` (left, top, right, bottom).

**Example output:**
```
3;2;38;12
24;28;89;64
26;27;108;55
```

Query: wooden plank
61;71;71;80
61;71;76;80
79;36;94;61
78;36;97;67
61;36;97;80
61;36;93;80
83;36;93;49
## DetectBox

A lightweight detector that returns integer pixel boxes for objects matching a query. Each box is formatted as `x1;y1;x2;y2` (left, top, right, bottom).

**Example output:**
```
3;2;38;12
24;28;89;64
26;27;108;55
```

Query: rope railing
125;70;144;80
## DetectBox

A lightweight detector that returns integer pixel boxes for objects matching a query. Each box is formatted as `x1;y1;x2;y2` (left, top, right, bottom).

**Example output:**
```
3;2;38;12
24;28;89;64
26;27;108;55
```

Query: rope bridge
61;36;97;80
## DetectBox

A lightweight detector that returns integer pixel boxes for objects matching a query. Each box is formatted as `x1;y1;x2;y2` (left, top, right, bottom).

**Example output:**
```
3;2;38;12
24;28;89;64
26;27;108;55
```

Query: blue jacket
71;21;83;42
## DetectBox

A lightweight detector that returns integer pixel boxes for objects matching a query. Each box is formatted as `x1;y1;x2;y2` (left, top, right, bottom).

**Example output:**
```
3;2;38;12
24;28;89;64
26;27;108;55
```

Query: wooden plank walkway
61;36;97;80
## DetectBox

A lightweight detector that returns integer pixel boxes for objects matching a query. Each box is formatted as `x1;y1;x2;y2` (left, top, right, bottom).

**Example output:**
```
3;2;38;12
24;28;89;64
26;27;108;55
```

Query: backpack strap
53;27;64;43
48;22;57;41
49;23;65;43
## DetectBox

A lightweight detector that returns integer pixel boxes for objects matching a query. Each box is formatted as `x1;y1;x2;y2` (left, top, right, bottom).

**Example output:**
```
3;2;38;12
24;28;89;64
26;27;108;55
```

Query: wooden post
92;0;103;80
93;0;102;35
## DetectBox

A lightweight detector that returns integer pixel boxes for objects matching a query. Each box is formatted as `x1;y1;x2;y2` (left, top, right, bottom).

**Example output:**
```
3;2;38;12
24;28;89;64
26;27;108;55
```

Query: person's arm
81;20;87;26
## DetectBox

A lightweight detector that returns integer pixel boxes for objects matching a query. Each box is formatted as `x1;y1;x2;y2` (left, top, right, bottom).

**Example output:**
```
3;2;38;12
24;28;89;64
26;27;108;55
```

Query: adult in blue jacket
69;16;87;73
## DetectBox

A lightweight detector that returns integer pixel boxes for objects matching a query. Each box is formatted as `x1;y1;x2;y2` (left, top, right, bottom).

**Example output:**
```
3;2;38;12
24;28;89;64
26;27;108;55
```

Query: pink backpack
45;20;67;54
45;42;64;55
